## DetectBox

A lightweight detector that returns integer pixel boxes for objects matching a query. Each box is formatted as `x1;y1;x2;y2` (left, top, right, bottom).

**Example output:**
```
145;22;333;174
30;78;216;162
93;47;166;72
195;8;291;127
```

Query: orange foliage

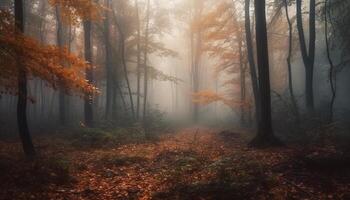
192;90;249;109
0;9;97;97
48;0;103;24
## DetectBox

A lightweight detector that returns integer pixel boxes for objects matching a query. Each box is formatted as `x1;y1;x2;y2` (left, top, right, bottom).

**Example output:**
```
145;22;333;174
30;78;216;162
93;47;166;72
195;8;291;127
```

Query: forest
1;0;350;199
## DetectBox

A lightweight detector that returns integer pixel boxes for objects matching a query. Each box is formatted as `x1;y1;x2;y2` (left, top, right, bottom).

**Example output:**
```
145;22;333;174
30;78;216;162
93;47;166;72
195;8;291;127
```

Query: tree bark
84;18;94;127
104;0;113;120
135;0;141;120
56;6;67;126
143;0;151;128
15;0;35;157
284;0;300;122
296;0;316;112
114;14;136;120
324;0;336;122
250;0;281;147
245;0;260;124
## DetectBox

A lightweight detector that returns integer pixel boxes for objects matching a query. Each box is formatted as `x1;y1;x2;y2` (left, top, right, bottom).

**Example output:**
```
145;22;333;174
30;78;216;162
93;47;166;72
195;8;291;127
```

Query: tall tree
284;0;299;122
250;0;280;147
114;11;136;120
56;5;67;125
104;0;113;119
245;0;260;123
296;0;316;112
143;0;151;127
15;0;36;157
191;0;204;123
84;9;94;127
135;0;141;120
324;0;336;122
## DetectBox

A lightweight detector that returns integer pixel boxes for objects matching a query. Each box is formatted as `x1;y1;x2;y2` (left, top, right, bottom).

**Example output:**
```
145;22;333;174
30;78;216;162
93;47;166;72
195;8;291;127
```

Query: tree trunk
15;0;35;157
56;6;67;126
114;15;136;120
250;0;281;147
143;0;151;129
284;0;300;122
296;0;316;112
104;0;113;120
324;0;336;122
245;0;260;124
239;36;246;126
135;0;141;120
83;18;94;127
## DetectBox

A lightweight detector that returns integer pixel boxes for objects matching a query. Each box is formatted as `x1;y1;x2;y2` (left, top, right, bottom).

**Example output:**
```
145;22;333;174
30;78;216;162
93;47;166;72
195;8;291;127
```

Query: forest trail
1;127;350;199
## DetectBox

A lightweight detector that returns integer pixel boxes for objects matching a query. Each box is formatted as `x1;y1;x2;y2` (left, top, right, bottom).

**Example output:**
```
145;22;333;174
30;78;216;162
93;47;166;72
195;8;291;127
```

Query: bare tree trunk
191;0;203;123
104;0;113;120
284;0;300;122
250;0;281;147
239;35;246;126
15;0;35;157
296;0;316;113
143;0;151;128
135;0;141;120
114;13;136;120
56;6;67;126
84;18;94;127
245;0;260;124
324;0;336;122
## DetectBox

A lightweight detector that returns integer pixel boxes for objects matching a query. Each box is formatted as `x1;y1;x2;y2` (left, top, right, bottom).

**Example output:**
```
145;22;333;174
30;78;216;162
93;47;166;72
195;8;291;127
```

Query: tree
15;0;36;157
245;0;260;123
114;8;136;120
56;5;68;125
0;5;96;156
104;0;113;120
143;0;151;128
296;0;316;112
284;0;299;122
250;0;281;147
84;16;94;127
135;0;142;120
49;0;102;127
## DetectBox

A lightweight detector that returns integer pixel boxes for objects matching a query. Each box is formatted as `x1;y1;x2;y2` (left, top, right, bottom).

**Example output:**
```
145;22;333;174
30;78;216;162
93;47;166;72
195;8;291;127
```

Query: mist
1;0;350;199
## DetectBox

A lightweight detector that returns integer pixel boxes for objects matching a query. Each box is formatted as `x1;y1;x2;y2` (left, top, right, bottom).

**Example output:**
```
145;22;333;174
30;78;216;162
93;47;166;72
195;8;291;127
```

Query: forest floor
1;127;350;200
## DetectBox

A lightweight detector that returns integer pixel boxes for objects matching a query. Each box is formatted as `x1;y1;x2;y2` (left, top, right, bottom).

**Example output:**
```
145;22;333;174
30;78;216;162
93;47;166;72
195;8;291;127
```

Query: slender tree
56;5;67;125
135;0;142;120
324;0;336;122
143;0;151;127
296;0;316;112
284;0;300;122
114;13;136;120
104;0;113;119
84;8;94;127
245;0;260;123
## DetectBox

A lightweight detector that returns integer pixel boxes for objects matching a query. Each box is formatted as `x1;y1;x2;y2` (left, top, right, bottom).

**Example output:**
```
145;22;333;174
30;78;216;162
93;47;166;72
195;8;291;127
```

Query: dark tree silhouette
84;7;94;127
250;0;281;147
296;0;316;113
15;0;36;157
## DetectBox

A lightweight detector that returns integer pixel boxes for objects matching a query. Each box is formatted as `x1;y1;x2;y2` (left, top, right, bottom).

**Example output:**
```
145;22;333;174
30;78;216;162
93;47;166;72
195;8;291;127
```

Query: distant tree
143;0;151;128
49;0;103;127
